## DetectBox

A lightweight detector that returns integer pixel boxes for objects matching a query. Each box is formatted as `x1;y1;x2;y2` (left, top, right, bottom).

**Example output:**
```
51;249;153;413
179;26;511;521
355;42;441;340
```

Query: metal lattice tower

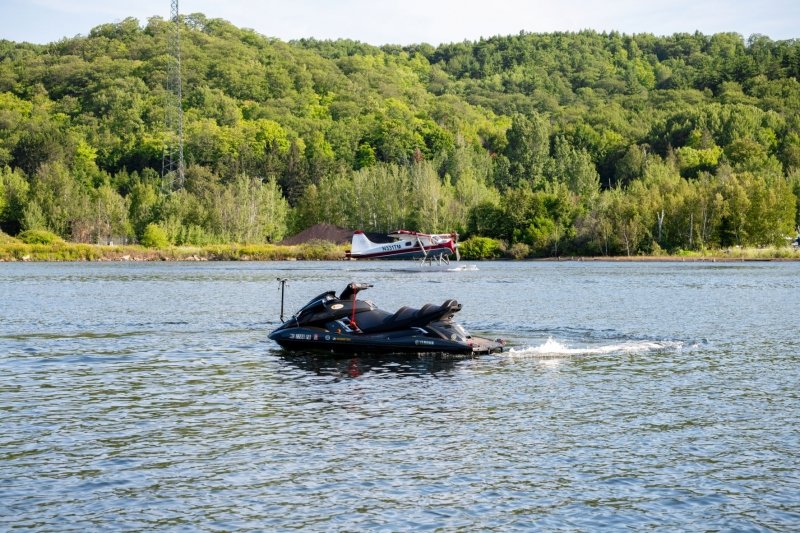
161;0;185;189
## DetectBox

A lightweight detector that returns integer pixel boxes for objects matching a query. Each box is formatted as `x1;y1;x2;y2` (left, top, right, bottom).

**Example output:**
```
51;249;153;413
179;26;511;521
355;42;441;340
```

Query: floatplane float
345;230;478;271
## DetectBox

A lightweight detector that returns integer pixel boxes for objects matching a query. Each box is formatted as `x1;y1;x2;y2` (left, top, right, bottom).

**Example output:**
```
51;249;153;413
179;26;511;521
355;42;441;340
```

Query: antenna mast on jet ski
277;278;288;322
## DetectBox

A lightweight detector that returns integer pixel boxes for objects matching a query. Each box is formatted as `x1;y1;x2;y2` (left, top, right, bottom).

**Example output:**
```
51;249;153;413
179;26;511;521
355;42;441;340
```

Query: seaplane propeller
451;232;460;262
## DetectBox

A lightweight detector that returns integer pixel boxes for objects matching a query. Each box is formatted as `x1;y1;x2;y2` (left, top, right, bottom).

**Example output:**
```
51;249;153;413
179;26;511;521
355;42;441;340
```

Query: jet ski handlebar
339;282;373;300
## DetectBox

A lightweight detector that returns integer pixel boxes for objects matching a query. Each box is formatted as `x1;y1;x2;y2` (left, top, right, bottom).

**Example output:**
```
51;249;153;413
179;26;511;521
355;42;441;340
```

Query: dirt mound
280;224;353;245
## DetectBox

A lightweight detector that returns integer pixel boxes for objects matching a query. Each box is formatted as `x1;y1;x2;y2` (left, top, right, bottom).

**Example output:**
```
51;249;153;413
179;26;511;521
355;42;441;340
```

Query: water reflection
276;352;466;378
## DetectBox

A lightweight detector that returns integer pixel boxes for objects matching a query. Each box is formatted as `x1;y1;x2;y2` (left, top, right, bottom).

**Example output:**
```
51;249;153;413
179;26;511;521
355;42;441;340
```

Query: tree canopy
0;16;798;254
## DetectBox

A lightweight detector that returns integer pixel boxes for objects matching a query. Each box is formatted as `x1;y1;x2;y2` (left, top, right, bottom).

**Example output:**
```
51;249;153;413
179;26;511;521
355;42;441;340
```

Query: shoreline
534;254;800;262
2;242;799;263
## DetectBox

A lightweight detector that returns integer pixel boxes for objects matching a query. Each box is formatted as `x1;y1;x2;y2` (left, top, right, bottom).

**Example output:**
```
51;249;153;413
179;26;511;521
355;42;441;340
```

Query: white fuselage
346;230;456;260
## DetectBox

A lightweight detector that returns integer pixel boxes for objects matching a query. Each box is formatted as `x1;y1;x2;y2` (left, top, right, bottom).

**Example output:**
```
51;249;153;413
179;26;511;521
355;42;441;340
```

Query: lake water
1;261;799;530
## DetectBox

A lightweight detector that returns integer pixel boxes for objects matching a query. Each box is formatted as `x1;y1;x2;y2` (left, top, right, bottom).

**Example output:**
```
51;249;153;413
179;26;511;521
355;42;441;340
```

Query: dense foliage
1;14;799;255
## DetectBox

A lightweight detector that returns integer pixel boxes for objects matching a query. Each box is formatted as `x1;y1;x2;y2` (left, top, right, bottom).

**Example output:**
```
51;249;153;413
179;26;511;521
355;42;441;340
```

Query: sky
1;0;799;45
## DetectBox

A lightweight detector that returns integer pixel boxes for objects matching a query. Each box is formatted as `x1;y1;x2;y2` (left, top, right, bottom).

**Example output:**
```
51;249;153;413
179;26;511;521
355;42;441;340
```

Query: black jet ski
269;282;504;355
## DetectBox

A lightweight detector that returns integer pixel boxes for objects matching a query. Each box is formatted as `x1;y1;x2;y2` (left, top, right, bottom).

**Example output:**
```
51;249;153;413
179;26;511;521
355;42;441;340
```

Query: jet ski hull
269;327;503;355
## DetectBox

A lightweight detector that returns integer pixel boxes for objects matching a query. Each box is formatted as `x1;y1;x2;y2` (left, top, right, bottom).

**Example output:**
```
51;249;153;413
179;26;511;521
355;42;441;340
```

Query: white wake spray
505;337;683;358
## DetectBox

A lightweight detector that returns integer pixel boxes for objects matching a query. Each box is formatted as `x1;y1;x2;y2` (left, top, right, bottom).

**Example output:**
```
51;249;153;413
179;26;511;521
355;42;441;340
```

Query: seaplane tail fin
346;231;375;258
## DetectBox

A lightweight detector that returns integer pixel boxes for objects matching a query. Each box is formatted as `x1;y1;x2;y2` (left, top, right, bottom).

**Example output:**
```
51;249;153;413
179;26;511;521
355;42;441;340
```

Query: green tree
140;223;169;248
349;163;409;232
717;167;750;246
354;142;377;169
743;174;796;245
504;112;550;187
467;201;505;239
90;184;131;244
128;180;160;239
607;183;651;255
407;160;454;232
27;161;84;238
0;166;29;234
215;174;289;243
547;136;600;199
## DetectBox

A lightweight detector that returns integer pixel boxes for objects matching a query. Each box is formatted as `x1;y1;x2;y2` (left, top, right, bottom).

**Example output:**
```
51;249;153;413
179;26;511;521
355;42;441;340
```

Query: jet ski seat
358;299;461;334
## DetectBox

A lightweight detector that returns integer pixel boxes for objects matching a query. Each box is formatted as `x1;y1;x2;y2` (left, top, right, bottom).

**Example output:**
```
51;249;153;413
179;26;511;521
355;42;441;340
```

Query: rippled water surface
2;261;799;530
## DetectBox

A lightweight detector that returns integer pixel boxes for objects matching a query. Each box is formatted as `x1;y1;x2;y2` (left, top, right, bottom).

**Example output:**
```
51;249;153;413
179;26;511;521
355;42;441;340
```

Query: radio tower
162;0;185;189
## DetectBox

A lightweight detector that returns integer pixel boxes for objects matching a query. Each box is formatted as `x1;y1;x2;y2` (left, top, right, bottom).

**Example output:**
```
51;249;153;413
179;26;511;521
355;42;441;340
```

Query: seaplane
346;230;472;269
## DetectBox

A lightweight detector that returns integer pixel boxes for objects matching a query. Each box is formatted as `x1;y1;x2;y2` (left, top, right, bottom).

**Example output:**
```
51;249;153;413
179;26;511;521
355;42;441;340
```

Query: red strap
350;291;359;331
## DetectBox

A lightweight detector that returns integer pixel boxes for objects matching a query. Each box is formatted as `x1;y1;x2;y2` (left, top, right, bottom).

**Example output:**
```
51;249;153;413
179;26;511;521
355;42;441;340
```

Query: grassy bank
0;239;348;262
547;246;800;261
1;240;799;262
673;246;800;260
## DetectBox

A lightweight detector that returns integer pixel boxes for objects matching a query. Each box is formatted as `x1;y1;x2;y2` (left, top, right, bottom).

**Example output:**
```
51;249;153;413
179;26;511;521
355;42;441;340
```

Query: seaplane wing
345;230;457;260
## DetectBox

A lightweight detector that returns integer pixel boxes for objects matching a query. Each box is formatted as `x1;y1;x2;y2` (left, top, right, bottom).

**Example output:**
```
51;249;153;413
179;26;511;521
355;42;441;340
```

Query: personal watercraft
269;281;504;355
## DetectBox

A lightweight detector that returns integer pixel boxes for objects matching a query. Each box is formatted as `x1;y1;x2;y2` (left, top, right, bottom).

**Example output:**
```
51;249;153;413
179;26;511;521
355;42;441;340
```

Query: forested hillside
1;14;799;256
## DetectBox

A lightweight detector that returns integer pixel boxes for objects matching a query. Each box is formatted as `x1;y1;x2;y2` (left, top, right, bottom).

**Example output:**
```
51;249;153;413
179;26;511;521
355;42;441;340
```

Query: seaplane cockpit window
405;241;412;246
